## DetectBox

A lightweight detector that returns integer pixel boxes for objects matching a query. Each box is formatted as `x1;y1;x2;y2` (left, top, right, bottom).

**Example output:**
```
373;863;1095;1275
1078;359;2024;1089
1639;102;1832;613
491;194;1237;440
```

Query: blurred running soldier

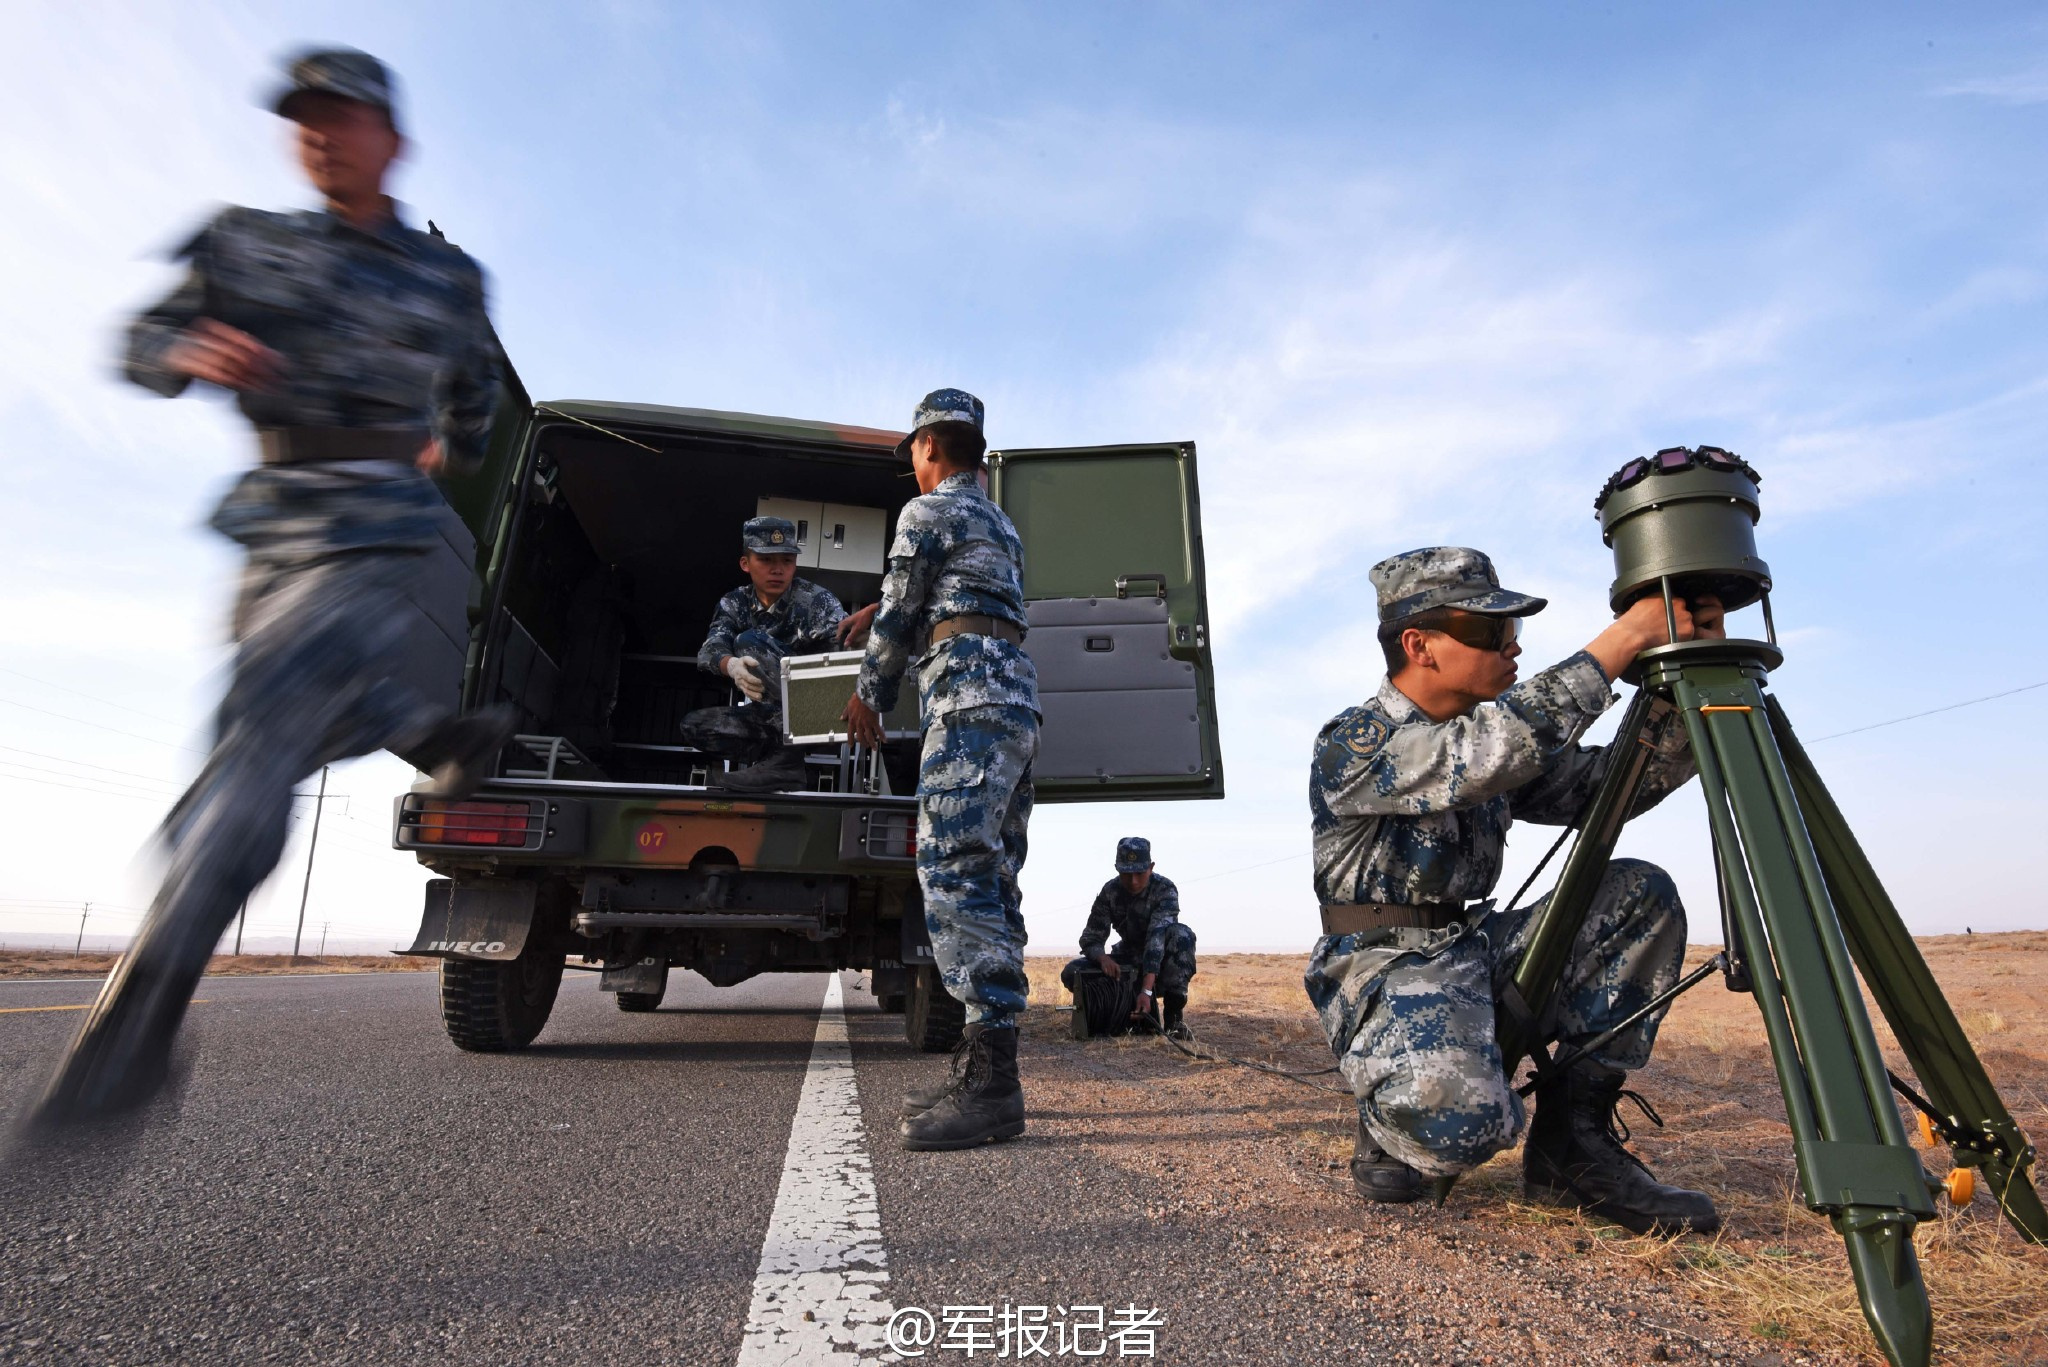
1060;837;1198;1038
25;48;511;1133
1304;546;1723;1234
680;515;845;792
841;389;1040;1151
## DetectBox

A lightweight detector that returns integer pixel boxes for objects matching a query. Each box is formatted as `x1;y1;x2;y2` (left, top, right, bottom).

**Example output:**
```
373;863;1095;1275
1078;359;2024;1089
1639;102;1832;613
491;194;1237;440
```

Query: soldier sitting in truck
680;515;845;792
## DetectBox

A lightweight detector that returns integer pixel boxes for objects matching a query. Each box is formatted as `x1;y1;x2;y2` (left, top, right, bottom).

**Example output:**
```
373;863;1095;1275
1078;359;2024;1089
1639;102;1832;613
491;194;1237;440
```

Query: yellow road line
0;999;210;1015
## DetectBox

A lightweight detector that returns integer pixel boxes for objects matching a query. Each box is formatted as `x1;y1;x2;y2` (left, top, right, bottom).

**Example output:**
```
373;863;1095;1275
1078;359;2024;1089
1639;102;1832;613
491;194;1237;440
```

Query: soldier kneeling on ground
1304;546;1722;1236
680;515;845;792
1061;837;1197;1039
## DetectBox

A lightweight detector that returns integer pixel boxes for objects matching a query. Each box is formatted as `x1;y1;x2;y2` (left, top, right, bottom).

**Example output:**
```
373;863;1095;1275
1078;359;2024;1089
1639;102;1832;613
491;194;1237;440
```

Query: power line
0;665;190;727
0;744;188;786
1808;678;2048;744
0;757;180;796
0;695;207;754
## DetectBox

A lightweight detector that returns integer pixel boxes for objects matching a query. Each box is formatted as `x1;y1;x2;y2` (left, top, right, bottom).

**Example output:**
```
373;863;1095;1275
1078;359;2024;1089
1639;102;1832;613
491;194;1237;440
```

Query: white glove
724;656;767;703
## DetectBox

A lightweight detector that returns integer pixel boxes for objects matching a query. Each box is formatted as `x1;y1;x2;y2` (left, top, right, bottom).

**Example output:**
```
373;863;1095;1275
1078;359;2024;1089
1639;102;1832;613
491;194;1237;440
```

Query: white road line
736;973;899;1366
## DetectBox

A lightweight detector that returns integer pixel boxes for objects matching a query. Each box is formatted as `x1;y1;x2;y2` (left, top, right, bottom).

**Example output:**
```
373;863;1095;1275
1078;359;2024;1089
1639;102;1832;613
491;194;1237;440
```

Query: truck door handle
1115;573;1168;601
1085;636;1115;653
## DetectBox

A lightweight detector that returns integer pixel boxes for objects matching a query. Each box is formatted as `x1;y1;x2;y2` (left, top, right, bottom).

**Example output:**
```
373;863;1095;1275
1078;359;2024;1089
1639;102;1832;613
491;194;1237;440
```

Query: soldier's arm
795;584;847;655
1139;882;1179;977
431;258;502;476
1506;707;1696;826
695;593;744;675
854;506;941;713
122;214;219;398
1318;652;1614;818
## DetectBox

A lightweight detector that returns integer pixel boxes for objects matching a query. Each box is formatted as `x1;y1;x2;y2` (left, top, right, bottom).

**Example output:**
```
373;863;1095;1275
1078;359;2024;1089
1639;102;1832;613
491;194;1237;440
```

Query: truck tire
615;989;664;1013
876;993;907;1015
439;945;563;1052
904;964;965;1053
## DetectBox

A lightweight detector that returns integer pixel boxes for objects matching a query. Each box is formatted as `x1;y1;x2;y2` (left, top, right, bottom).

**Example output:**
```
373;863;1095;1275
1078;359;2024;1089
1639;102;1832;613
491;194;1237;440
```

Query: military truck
394;377;1223;1053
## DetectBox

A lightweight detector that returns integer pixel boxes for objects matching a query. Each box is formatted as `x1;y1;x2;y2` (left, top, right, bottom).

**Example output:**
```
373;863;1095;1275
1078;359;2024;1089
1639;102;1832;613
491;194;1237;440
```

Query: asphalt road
0;970;1739;1367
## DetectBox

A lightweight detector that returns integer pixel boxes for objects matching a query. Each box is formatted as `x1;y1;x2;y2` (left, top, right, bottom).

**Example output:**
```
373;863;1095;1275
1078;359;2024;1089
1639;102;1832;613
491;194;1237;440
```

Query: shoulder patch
1335;713;1394;759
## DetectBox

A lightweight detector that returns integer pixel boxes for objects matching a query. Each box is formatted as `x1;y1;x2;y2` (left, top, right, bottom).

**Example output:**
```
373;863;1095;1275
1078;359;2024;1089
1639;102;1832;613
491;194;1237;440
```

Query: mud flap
402;879;536;960
899;897;935;968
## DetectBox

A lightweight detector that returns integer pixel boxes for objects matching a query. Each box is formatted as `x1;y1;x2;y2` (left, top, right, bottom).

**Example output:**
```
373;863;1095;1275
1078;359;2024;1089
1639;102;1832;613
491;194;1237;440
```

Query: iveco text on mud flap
393;387;1223;1055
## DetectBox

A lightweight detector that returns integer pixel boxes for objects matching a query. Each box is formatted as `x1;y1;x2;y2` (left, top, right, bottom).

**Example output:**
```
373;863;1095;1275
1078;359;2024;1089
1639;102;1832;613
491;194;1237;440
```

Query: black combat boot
1160;994;1189;1040
900;1029;976;1119
412;704;519;800
900;1024;1025;1150
711;745;809;794
1523;1061;1720;1235
1350;1116;1424;1203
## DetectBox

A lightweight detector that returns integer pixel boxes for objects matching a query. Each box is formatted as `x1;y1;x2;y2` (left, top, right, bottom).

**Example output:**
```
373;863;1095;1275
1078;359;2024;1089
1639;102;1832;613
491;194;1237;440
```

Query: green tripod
1477;448;2046;1367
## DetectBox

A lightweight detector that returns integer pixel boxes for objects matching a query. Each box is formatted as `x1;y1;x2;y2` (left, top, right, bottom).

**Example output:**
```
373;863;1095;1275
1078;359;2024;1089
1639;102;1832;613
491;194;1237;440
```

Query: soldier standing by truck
23;48;511;1133
841;388;1041;1151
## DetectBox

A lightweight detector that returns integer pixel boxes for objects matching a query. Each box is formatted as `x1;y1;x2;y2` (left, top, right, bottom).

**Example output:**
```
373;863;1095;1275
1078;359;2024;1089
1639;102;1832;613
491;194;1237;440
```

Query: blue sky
4;2;2046;954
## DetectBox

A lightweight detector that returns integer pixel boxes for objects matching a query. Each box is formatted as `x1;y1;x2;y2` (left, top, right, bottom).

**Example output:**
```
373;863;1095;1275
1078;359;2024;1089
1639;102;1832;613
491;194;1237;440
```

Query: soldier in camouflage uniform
680;515;846;792
841;389;1040;1152
24;49;510;1134
1303;546;1723;1235
1061;837;1199;1037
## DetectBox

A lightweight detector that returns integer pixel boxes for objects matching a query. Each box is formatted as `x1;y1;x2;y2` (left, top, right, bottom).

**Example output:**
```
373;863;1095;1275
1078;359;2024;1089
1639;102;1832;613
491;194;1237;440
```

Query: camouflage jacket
1310;652;1694;907
695;578;847;674
122;204;501;472
1079;875;1184;977
855;471;1039;719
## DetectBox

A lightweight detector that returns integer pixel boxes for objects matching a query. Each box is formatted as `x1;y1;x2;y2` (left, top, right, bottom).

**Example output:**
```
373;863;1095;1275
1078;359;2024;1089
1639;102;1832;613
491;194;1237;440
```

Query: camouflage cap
268;47;398;124
743;516;800;556
894;388;985;460
1115;836;1153;873
1372;547;1547;624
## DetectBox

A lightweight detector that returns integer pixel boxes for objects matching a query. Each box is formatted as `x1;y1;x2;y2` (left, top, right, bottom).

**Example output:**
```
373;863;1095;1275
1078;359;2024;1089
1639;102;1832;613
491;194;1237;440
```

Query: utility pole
233;897;248;956
292;766;329;959
75;901;90;954
318;922;329;957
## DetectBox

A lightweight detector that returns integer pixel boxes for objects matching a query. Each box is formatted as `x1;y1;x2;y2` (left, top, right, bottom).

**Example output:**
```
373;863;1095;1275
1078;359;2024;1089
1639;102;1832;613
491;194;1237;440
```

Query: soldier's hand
1131;987;1154;1020
163;318;282;392
1096;955;1121;981
415;438;447;477
724;656;768;704
1687;593;1726;640
837;604;879;649
841;696;885;749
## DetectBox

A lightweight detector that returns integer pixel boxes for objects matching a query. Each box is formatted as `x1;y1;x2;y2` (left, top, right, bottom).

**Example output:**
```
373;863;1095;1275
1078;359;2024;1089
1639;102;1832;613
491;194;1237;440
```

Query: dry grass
0;950;434;979
1030;933;2048;1365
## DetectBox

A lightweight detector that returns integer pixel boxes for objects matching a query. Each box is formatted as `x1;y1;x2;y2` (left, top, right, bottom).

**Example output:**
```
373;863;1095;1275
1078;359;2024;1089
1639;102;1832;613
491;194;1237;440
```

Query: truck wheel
439;945;563;1052
615;989;664;1013
904;964;965;1053
876;993;907;1015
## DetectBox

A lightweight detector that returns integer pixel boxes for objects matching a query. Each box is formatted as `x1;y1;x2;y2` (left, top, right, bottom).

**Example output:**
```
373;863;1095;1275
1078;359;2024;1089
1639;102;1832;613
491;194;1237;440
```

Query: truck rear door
988;442;1224;802
395;331;532;716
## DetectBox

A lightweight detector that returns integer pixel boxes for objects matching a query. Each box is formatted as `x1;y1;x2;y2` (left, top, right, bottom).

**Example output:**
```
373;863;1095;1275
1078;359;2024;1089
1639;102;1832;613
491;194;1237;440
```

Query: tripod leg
1497;688;1669;1073
1675;667;1934;1367
1766;696;2047;1245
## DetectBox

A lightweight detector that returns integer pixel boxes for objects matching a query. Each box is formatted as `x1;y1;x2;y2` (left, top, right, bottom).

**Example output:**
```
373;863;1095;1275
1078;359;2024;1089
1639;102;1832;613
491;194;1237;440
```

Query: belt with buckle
257;426;431;466
929;614;1023;647
1319;902;1466;935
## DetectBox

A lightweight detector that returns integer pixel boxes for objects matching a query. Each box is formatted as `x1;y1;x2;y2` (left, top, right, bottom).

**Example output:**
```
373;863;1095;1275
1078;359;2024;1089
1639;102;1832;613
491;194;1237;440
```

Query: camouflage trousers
1059;923;1199;999
917;704;1038;1030
1304;858;1686;1177
145;465;459;987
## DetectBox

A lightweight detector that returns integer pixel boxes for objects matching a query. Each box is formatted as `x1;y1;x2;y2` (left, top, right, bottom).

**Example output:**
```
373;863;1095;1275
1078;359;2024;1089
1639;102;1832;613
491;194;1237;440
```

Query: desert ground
1020;934;2048;1366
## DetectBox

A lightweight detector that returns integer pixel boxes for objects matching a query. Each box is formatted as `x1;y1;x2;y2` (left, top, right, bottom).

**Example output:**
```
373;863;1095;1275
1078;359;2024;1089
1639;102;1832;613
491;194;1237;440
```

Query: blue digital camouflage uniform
114;165;500;1027
680;576;846;756
1304;548;1697;1178
856;465;1040;1031
1060;873;1198;1000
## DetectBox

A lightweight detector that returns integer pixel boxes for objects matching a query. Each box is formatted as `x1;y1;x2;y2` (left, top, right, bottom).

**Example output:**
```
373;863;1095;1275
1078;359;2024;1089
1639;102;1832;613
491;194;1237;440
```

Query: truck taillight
399;798;540;848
